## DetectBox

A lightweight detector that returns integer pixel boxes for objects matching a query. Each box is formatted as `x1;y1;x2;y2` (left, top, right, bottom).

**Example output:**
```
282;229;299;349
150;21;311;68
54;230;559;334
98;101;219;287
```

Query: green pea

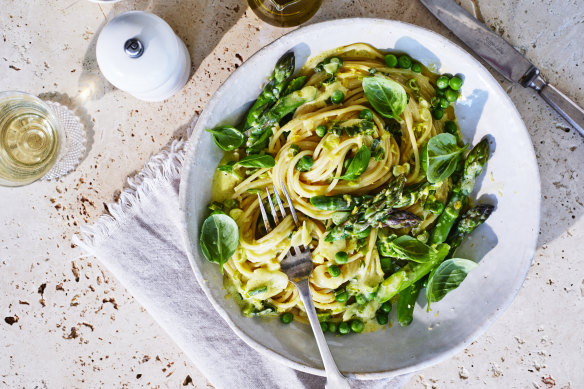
449;76;463;90
444;120;458;135
384;54;398;68
328;322;338;333
445;88;459;102
376;312;389;325
432;108;444;120
280;312;294;324
359;109;373;121
355;294;367;305
320;322;328;332
335;290;348;303
430;96;440;108
289;144;301;156
338;322;350;335
350;319;364;333
328;264;341;277
398;55;412;69
315;125;327;137
335;251;349;264
331;90;345;104
440;97;450;109
411;63;422;73
380;301;392;313
436;88;445;97
436;76;449;89
295;155;314;172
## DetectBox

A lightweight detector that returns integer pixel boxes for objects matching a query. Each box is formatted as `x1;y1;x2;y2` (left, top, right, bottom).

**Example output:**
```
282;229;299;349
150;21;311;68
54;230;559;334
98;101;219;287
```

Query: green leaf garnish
362;76;407;120
235;154;276;169
426;258;478;304
337;145;371;180
422;133;466;183
199;214;239;272
206;126;244;151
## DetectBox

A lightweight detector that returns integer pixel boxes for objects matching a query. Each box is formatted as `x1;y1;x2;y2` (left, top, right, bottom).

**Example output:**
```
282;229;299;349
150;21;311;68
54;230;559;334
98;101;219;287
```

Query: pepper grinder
96;11;191;102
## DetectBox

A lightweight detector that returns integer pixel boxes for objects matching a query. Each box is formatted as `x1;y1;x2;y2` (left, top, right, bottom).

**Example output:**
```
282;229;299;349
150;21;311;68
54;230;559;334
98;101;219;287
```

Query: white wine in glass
0;91;63;187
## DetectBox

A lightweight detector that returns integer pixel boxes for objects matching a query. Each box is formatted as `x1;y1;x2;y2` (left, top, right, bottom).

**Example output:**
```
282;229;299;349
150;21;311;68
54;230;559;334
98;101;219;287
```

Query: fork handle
295;278;351;389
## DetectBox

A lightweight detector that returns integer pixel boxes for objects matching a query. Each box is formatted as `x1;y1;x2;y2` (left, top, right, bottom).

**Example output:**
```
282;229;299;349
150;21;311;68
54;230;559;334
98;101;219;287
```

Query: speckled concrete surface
1;0;582;388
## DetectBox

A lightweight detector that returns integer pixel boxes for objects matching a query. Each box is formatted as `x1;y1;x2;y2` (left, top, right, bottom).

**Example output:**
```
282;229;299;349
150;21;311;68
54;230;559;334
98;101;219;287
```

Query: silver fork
257;184;351;389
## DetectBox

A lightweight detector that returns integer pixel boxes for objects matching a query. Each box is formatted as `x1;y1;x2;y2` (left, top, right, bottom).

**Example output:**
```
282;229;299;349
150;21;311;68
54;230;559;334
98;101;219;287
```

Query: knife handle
529;75;584;137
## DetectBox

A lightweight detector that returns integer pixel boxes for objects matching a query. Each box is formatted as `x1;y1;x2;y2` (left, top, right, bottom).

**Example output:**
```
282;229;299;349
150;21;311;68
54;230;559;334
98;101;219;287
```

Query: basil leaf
199;214;239;271
362;76;407;120
389;235;436;263
426;258;478;303
206;126;244;151
235;154;275;169
423;133;466;183
338;145;371;180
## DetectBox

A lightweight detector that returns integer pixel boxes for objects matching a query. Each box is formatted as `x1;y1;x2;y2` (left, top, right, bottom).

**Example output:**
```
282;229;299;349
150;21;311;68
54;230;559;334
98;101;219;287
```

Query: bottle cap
96;11;190;101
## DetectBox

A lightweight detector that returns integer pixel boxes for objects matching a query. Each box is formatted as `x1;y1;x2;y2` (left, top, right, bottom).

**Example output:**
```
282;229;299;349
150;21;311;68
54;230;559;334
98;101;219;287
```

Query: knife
419;0;584;137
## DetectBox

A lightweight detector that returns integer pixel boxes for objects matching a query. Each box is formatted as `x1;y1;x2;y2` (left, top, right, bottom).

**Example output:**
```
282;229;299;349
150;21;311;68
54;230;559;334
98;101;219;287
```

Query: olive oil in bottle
0;92;61;187
248;0;323;27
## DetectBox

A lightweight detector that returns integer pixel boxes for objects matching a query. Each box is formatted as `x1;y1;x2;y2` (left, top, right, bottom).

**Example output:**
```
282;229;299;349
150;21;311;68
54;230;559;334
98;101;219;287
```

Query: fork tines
256;183;306;253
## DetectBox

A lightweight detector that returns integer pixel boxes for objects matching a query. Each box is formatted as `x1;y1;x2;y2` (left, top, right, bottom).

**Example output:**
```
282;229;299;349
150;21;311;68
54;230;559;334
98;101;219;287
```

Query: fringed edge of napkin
73;138;185;252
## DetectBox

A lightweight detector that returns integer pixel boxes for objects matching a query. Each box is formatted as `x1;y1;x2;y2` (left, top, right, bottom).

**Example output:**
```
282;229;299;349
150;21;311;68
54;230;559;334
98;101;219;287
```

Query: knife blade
420;0;584;137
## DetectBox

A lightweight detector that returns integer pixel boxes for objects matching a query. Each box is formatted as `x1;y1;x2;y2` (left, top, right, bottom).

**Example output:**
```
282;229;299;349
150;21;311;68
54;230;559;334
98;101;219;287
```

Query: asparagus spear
375;202;494;303
446;204;495;256
393;181;432;208
282;76;307;96
429;138;490;244
429;191;466;245
324;176;421;241
244;52;295;130
312;176;433;212
460;138;490;196
397;278;424;326
310;194;372;211
375;243;449;303
246;85;317;154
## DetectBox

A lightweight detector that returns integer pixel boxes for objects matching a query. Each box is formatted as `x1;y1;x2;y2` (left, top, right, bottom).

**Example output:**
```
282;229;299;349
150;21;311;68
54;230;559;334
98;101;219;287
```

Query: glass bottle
248;0;323;27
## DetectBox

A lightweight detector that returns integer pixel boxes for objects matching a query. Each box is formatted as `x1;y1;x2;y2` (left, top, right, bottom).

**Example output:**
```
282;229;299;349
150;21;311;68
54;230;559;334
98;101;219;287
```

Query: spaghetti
208;43;464;329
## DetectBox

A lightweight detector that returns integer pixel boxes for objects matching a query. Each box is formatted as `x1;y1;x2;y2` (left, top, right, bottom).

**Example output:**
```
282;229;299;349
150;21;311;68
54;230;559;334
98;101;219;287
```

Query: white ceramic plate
179;18;540;379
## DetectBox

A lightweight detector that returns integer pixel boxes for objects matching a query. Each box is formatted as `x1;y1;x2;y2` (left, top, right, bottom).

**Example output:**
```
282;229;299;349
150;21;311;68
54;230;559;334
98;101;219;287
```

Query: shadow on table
75;0;246;135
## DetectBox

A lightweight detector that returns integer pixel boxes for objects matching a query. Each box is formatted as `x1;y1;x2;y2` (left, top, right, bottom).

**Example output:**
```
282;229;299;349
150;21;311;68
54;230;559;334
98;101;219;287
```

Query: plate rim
179;17;541;379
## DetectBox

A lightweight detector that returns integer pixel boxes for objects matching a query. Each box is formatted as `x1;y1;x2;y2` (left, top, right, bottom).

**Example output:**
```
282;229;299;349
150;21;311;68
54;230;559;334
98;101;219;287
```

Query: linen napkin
74;133;411;389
